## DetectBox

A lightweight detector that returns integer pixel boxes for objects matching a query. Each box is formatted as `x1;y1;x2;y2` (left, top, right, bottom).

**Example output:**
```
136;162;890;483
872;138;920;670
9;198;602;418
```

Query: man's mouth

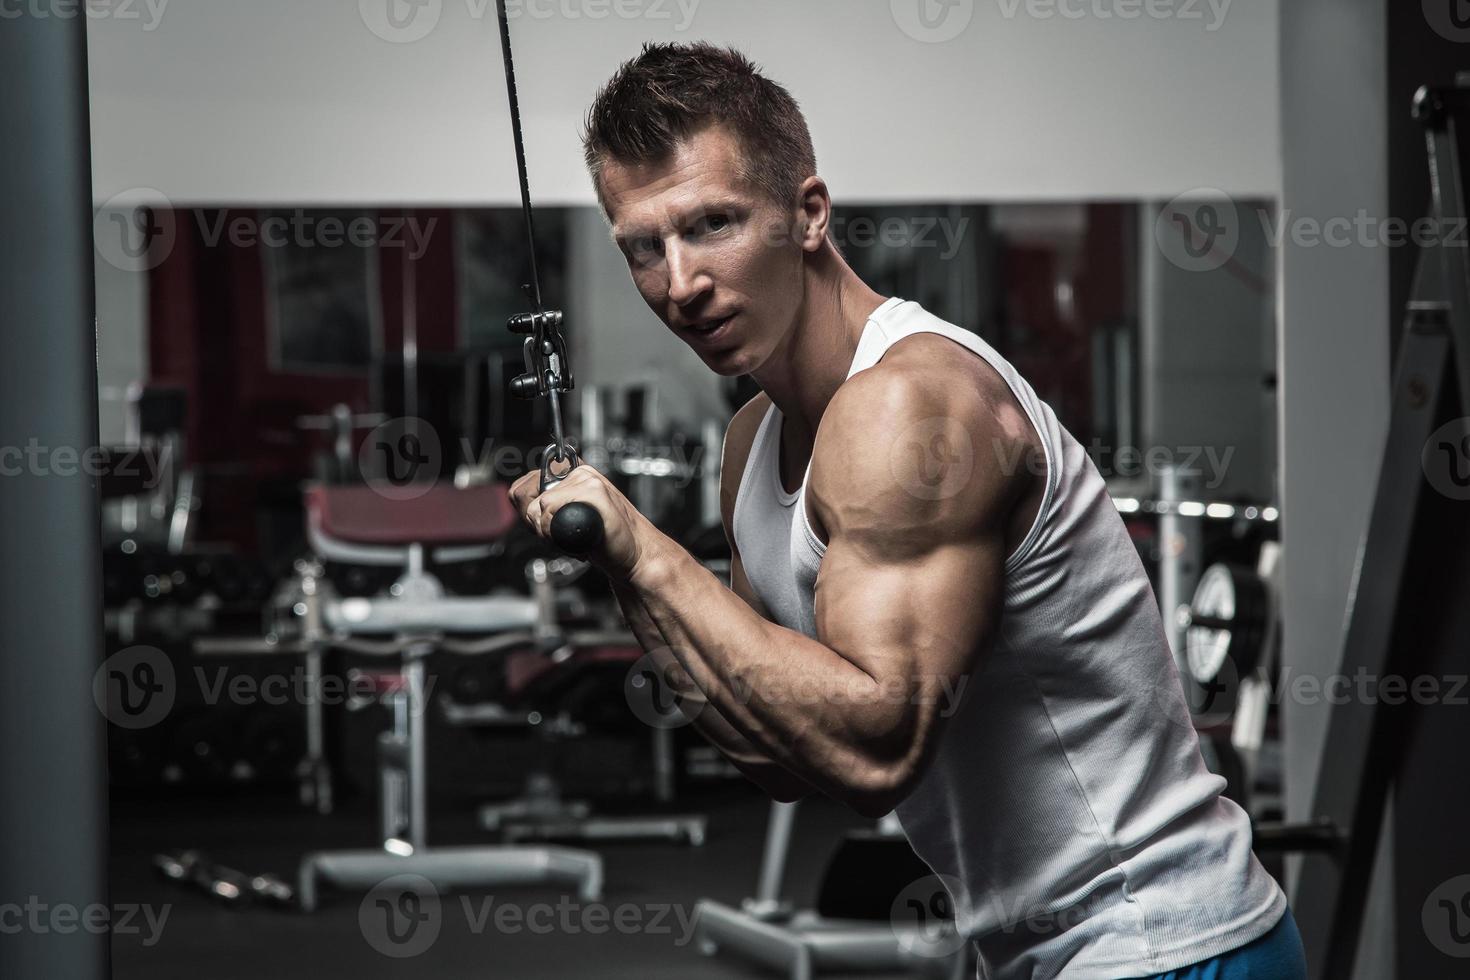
687;314;735;338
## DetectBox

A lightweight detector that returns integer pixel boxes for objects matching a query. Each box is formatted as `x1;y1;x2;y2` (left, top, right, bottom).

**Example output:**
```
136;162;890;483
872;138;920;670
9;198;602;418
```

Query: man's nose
665;242;713;308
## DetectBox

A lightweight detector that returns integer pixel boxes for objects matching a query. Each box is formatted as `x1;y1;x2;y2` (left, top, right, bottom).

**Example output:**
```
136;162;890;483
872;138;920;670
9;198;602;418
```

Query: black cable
495;0;543;313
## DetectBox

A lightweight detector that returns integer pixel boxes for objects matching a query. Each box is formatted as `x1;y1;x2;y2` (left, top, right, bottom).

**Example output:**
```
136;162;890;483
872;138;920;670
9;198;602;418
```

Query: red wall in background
146;208;459;551
999;203;1133;438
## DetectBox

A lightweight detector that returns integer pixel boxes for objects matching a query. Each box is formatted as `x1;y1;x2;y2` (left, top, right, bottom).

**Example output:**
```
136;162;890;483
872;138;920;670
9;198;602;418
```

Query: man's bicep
807;360;1028;697
814;527;1005;697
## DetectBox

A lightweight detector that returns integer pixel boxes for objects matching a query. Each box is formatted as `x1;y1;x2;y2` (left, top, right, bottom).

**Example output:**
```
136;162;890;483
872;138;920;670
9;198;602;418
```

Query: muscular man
511;42;1305;979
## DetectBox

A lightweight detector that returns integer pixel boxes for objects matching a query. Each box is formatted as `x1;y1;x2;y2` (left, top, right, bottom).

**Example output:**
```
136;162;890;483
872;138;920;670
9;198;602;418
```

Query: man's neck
751;243;887;450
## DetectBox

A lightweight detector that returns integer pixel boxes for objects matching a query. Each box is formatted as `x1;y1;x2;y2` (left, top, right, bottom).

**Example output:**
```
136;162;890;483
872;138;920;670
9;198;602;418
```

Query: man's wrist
627;529;681;594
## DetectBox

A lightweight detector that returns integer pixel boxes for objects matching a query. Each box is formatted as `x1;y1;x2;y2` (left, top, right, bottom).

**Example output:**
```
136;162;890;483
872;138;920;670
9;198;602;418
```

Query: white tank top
732;298;1285;979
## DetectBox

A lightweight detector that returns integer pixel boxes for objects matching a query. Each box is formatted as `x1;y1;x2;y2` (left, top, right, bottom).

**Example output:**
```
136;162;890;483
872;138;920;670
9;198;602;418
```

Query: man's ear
795;176;832;253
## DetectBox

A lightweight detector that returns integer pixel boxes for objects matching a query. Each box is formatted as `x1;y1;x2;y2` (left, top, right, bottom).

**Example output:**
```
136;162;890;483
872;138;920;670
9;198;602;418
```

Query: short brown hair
582;43;817;211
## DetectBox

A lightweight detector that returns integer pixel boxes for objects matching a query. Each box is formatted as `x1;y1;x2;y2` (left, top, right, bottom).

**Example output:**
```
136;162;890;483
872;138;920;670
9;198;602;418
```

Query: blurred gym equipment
694;802;970;980
153;850;294;910
578;382;725;544
98;385;272;644
468;587;707;846
1182;542;1282;802
294;404;386;484
287;482;602;910
100;384;194;554
195;474;712;907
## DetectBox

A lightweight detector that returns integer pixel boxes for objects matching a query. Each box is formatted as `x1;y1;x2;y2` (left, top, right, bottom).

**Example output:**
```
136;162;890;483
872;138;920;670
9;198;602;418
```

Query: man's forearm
621;539;913;804
610;581;813;800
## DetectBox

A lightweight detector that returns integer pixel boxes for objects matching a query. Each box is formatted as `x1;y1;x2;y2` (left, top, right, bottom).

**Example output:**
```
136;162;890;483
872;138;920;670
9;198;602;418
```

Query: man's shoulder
861;331;1013;405
718;392;773;531
823;335;1032;459
812;337;1038;530
727;391;772;441
723;392;773;476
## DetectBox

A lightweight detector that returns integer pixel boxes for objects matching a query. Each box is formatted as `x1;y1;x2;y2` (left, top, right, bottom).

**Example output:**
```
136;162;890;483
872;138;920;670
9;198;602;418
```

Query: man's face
600;125;807;377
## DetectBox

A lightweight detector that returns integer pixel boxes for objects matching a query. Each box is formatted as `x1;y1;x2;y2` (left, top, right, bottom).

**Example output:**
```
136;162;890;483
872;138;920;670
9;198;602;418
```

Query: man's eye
693;214;732;236
630;237;663;260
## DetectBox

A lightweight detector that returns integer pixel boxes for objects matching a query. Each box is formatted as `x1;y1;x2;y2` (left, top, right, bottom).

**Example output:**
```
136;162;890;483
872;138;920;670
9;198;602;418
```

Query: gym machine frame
1291;78;1470;979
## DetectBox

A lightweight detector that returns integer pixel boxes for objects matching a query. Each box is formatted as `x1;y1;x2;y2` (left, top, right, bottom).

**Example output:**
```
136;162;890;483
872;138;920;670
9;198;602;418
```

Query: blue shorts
1140;909;1308;980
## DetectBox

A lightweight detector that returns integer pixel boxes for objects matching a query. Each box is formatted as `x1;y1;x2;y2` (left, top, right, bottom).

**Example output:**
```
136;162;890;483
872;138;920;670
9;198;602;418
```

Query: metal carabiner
539;441;581;492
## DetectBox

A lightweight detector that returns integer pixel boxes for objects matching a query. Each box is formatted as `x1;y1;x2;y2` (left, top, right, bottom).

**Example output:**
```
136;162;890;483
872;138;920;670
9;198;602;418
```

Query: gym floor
110;787;904;980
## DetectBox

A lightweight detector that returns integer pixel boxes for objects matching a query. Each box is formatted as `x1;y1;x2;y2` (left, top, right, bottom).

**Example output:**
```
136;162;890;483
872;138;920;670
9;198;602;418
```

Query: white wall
93;236;150;444
87;0;1281;441
87;0;1279;207
1142;198;1278;504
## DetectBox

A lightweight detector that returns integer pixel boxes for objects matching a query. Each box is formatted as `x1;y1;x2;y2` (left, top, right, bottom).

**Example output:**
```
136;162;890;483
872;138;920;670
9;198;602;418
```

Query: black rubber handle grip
550;502;604;557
